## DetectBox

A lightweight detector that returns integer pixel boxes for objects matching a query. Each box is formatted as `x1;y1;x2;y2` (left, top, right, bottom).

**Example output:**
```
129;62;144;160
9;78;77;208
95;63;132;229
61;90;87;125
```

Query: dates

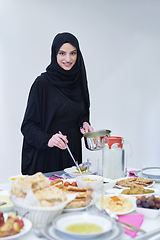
136;195;160;209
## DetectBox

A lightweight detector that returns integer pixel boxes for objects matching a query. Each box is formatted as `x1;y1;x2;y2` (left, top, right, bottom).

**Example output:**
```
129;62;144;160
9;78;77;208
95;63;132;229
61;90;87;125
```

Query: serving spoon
0;201;7;206
59;131;83;176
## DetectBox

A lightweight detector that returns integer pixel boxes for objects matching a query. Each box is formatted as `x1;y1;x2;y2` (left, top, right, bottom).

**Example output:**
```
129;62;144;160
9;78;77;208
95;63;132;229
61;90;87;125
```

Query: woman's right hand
48;133;68;149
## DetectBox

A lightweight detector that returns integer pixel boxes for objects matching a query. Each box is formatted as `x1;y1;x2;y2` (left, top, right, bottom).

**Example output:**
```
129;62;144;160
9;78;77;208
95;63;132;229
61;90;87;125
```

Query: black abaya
21;32;90;175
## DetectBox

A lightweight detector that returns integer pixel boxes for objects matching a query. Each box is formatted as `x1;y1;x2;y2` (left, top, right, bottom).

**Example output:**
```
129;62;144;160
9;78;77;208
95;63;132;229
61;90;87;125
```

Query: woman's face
57;43;77;70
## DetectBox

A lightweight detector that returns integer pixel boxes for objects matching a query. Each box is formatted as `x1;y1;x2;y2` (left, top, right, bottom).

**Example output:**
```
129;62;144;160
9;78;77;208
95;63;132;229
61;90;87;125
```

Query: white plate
115;177;155;189
135;171;160;183
41;221;124;240
120;187;159;197
142;167;160;177
64;166;95;178
95;194;136;215
0;213;32;239
63;199;94;213
52;212;114;239
8;174;26;182
0;191;14;212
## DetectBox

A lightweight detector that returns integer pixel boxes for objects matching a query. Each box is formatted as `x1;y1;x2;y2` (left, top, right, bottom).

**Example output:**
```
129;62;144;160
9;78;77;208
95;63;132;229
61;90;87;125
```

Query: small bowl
76;175;103;189
135;207;160;219
8;174;26;182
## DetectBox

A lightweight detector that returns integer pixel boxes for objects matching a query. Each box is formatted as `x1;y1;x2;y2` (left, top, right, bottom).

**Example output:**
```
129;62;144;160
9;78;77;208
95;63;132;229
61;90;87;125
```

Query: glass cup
87;158;100;175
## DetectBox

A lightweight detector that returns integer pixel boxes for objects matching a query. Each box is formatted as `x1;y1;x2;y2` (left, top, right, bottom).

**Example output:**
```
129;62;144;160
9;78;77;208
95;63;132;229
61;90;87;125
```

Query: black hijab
44;32;90;105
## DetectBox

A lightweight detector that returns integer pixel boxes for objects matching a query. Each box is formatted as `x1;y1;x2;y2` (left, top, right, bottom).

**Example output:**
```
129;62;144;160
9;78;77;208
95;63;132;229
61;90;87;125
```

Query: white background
0;0;160;183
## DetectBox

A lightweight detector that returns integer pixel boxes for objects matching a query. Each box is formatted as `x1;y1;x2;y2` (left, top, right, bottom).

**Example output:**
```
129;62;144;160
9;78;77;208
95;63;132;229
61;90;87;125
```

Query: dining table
0;169;160;240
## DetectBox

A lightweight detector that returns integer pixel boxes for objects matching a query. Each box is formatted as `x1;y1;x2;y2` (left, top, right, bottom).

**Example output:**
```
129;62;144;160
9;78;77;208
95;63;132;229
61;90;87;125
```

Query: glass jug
102;136;132;179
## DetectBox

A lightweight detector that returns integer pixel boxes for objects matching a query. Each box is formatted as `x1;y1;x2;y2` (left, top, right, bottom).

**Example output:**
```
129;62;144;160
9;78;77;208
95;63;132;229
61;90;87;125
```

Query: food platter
120;188;159;197
105;188;159;197
95;194;136;215
115;177;155;189
0;191;14;212
41;217;124;240
64;166;95;178
0;213;32;239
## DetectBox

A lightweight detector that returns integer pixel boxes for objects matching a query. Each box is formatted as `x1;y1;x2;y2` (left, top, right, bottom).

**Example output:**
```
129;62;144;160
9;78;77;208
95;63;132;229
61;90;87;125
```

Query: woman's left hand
80;122;94;134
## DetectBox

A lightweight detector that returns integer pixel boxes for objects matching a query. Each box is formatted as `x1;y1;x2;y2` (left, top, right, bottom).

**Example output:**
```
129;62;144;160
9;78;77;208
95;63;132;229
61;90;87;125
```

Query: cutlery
103;209;146;233
59;131;82;175
0;201;7;206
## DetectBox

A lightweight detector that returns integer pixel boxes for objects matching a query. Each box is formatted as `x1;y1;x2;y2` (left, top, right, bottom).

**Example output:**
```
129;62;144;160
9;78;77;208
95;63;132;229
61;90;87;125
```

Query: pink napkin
118;214;144;238
129;170;137;177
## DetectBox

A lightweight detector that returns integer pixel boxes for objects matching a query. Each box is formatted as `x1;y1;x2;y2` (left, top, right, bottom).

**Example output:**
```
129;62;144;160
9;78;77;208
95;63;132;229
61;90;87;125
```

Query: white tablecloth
1;178;160;240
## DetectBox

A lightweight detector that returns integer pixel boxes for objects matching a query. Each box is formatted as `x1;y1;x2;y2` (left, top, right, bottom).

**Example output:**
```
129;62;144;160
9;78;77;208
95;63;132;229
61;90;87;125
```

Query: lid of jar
103;136;123;149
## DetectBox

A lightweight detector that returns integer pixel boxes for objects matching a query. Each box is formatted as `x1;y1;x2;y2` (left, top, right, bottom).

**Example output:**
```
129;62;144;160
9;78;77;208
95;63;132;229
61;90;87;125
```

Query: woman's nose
65;54;71;62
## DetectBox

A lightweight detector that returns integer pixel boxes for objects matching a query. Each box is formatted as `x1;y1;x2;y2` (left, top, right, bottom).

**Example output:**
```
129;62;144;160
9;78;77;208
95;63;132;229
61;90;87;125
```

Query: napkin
129;170;137;177
118;214;144;238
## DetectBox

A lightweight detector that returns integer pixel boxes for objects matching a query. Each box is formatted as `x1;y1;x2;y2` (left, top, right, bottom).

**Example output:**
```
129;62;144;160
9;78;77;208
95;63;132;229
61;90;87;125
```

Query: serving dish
64;166;95;178
10;195;68;229
8;174;26;182
41;220;124;240
135;207;160;219
115;177;155;189
76;174;103;189
52;212;114;239
120;187;159;197
0;213;32;240
95;194;136;215
0;191;14;212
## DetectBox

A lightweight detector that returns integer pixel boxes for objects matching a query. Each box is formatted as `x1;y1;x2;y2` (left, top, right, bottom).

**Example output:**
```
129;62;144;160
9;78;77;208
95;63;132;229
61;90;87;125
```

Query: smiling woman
21;32;94;175
57;43;77;70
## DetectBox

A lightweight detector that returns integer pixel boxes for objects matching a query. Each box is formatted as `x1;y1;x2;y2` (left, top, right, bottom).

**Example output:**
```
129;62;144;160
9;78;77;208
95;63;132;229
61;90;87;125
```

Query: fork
103;209;146;233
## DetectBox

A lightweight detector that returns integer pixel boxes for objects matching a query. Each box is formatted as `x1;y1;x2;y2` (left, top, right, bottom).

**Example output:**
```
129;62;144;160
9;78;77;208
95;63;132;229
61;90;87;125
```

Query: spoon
0;201;7;206
59;131;83;176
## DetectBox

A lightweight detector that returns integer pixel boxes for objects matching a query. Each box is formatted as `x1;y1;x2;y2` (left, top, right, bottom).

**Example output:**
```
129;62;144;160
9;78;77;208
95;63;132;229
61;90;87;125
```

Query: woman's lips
63;62;72;67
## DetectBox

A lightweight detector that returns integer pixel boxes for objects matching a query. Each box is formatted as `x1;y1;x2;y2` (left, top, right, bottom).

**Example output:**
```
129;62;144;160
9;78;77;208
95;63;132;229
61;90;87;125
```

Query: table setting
0;130;160;240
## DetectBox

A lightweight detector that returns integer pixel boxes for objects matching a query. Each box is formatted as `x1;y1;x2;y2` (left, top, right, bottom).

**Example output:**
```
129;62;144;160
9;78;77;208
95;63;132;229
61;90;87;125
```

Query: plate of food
50;178;94;212
64;166;94;178
115;177;155;189
8;174;26;183
0;191;14;212
0;212;32;239
96;194;136;215
52;212;114;239
120;186;159;197
42;216;124;240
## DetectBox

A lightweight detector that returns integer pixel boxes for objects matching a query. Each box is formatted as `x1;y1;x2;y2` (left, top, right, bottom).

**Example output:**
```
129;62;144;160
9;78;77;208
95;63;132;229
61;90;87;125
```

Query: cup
87;158;100;175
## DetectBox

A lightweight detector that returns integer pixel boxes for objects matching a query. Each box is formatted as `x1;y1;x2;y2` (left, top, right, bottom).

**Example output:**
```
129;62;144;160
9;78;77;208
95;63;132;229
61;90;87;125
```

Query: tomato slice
71;182;77;187
64;181;70;187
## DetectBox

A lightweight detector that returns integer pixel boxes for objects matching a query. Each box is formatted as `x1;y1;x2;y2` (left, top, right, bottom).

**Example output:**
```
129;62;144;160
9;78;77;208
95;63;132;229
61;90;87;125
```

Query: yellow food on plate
66;223;102;233
10;177;25;181
99;195;133;212
83;177;99;182
121;186;155;195
0;196;13;207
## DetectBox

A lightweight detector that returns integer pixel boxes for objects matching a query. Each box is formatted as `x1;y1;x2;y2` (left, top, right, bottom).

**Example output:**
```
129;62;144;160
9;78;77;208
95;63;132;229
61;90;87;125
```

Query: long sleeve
21;78;52;149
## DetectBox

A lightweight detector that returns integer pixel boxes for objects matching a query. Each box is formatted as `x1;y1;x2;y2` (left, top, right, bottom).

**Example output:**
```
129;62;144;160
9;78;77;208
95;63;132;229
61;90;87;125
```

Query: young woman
21;32;93;175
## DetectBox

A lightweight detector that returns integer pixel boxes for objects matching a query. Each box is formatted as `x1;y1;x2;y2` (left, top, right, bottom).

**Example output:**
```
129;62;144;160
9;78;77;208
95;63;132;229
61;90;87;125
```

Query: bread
21;172;50;193
53;180;93;209
116;177;153;188
34;185;67;206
